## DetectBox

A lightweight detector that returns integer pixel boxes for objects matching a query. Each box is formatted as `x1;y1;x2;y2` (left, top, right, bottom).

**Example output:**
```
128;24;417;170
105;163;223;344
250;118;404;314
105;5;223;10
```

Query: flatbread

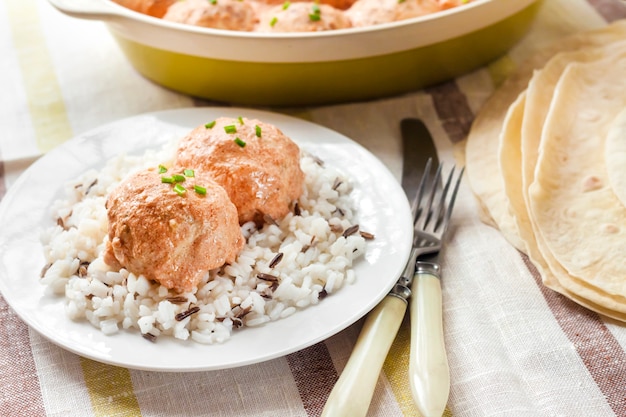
466;20;626;320
605;109;626;209
465;20;626;250
529;52;626;310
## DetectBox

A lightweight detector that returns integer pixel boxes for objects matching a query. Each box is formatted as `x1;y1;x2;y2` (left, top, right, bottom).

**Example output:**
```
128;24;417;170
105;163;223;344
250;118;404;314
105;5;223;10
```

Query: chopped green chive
255;125;262;137
172;174;186;182
309;5;321;21
161;176;175;184
173;184;187;196
158;165;168;174
270;16;278;27
234;137;246;147
282;1;290;9
194;185;207;195
209;0;217;4
237;116;244;125
205;120;216;129
224;124;237;134
184;169;195;177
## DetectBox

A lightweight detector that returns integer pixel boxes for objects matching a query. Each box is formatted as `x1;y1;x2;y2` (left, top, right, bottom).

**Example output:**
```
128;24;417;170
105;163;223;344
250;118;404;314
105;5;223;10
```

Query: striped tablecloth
2;0;626;416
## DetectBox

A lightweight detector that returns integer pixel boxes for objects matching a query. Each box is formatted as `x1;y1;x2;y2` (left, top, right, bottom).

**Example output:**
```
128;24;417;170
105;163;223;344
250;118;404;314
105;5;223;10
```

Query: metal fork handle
321;294;407;417
409;261;450;417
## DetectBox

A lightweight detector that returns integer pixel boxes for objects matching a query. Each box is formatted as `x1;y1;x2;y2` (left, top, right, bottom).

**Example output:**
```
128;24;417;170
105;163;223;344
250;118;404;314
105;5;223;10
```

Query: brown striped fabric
0;297;46;417
587;0;626;21
425;82;475;144
522;256;626;416
287;343;338;417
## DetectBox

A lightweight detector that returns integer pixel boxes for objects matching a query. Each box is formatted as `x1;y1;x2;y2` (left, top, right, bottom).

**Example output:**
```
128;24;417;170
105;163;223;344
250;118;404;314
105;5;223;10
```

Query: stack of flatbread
466;20;626;321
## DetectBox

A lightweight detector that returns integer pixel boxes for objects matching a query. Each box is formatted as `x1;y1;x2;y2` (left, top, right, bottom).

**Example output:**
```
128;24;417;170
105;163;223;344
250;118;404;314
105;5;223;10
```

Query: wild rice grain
359;231;375;240
269;252;283;268
342;224;359;238
175;306;200;321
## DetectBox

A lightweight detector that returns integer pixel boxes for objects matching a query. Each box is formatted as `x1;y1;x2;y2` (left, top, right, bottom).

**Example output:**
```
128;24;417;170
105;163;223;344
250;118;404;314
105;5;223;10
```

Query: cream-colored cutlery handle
409;270;450;417
322;295;407;417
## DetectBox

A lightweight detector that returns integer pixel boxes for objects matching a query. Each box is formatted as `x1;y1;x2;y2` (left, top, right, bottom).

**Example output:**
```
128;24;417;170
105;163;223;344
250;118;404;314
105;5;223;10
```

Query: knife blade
401;118;439;206
402;119;451;417
321;118;437;417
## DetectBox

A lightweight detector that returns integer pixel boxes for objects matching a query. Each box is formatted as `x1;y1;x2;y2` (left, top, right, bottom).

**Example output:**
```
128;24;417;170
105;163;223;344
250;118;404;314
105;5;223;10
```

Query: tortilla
465;21;626;250
605;109;626;209
529;52;626;308
466;20;626;320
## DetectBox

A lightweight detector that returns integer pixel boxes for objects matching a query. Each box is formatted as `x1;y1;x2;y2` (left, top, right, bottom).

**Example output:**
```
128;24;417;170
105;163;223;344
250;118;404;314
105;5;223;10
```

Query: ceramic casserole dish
48;0;541;106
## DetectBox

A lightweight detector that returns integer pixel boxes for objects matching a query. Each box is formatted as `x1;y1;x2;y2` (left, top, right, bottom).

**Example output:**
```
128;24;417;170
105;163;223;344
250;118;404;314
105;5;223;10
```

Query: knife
402;119;451;417
320;118;438;417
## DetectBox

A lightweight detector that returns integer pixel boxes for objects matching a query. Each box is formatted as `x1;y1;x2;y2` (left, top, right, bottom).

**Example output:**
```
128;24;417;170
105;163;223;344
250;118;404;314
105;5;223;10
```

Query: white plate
0;107;412;372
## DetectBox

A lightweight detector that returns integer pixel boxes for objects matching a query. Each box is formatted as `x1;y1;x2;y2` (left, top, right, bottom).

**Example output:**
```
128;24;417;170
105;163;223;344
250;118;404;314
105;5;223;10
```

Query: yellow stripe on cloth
383;314;453;417
80;358;142;417
7;2;142;414
5;0;73;153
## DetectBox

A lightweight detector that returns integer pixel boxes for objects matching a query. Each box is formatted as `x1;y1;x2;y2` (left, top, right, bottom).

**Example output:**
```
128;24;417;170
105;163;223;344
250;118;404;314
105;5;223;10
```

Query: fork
321;159;463;417
409;160;464;417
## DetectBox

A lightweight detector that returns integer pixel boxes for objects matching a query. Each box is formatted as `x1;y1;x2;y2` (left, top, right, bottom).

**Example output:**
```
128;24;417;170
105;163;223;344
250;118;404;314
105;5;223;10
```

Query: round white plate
0;107;412;372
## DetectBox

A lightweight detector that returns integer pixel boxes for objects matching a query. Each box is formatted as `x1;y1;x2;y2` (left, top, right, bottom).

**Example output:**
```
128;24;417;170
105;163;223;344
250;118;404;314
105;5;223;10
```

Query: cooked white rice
40;138;367;344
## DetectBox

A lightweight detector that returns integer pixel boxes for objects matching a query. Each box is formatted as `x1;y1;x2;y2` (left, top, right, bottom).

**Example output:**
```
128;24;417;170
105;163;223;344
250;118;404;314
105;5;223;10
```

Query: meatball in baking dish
257;2;352;32
103;167;244;293
111;0;176;18
174;117;305;225
162;0;259;31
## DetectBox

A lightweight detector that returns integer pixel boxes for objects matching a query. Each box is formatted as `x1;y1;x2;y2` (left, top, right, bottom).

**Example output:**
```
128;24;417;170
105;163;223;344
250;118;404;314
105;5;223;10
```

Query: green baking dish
48;0;541;106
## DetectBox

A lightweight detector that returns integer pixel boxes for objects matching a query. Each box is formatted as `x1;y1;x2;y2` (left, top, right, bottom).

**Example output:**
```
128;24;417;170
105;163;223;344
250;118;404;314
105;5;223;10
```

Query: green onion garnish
194;185;207;195
161;176;175;184
255;125;262;137
309;5;321;21
224;124;237;134
158;165;168;173
205;120;216;129
173;184;187;196
172;174;186;182
282;1;290;9
270;17;278;27
237;116;244;125
209;0;217;4
234;137;246;147
184;169;195;177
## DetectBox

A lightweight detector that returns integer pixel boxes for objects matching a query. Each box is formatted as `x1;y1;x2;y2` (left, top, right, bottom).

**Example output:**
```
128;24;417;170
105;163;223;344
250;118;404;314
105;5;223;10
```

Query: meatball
257;2;351;32
346;0;441;27
254;0;357;11
174;117;304;224
103;167;244;293
112;0;176;18
163;0;258;31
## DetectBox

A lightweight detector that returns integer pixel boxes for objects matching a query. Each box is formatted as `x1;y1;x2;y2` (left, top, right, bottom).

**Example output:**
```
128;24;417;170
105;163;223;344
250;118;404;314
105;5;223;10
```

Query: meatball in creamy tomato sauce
175;117;304;225
104;167;244;293
163;0;259;31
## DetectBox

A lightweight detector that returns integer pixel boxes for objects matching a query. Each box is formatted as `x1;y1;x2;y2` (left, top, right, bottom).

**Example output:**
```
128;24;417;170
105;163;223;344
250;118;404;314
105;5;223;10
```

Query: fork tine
441;166;464;234
414;162;441;232
415;163;464;237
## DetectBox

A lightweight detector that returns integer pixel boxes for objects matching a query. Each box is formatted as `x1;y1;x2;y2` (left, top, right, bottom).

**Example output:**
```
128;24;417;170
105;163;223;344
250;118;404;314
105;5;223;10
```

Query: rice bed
40;141;367;345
